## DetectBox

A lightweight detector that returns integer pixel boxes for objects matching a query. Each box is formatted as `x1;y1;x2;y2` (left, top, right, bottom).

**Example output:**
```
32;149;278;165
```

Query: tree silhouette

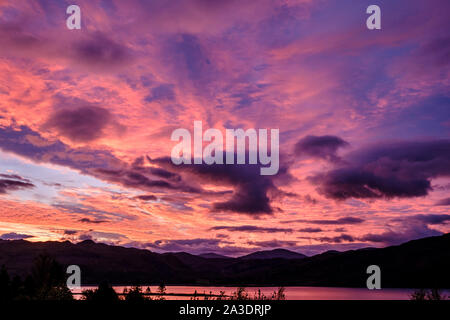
0;265;11;301
82;281;119;302
124;286;149;302
31;253;73;300
156;283;166;300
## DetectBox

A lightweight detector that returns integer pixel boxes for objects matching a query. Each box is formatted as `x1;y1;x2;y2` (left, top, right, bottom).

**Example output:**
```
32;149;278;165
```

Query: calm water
72;286;436;300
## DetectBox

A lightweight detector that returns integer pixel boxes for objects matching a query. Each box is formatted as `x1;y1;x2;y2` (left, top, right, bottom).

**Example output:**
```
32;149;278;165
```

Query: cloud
71;32;133;70
295;135;349;161
0;174;34;194
169;34;215;88
212;179;274;214
412;214;450;224
145;84;175;102
78;218;107;224
144;238;252;256
435;198;450;206
210;225;294;233
44;104;117;143
359;225;442;246
136;194;158;201
0;124;122;174
310;140;450;200
298;227;323;233
94;166;201;194
63;230;78;235
283;217;364;225
77;231;128;244
316;234;355;243
149;155;293;215
0;232;33;240
246;240;298;248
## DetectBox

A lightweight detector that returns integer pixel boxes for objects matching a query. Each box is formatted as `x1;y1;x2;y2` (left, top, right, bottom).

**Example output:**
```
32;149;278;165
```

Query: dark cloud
76;231;128;245
0;124;122;173
72;32;132;69
63;230;78;235
435;198;450;206
359;225;442;246
53;201;136;222
0;123;284;215
148;238;222;250
171;34;214;87
44;106;115;143
246;240;298;248
283;217;364;225
0;173;29;181
412;214;450;224
210;225;293;233
78;218;107;224
311;168;431;199
215;233;229;239
0;125;203;200
212;180;274;214
316;234;355;243
148;167;182;181
418;36;450;67
136;194;158;201
144;238;252;256
78;234;93;241
295;135;349;161
0;175;34;194
95;167;201;194
145;84;175;102
149;155;293;215
298;227;323;233
310;140;450;200
0;21;42;55
0;232;33;240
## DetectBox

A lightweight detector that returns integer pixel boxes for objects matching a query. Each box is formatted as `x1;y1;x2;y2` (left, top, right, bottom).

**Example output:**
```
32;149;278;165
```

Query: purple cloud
412;214;450;224
359;225;442;246
283;217;364;225
71;32;133;70
44;105;116;143
136;194;158;201
435;198;450;206
298;227;323;233
0;174;34;194
210;225;293;233
310;140;450;200
0;232;33;240
316;234;355;243
295;135;349;162
79;218;107;224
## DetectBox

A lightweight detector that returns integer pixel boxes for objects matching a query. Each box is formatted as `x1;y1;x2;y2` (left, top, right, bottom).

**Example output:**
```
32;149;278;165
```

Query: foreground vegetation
0;253;286;301
0;254;446;301
80;283;286;301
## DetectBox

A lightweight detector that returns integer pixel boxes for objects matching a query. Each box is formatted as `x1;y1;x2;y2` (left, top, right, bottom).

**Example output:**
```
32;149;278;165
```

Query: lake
72;286;436;300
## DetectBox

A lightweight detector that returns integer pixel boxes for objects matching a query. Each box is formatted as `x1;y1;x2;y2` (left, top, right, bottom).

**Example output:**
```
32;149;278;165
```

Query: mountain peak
198;252;230;259
239;248;306;260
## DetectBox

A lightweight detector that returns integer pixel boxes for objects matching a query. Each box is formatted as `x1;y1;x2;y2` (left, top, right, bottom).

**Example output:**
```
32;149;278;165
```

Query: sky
0;0;449;257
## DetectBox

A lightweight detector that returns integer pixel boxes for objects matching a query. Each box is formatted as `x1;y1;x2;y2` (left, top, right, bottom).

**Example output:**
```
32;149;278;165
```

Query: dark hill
0;234;449;288
239;248;306;260
198;253;231;259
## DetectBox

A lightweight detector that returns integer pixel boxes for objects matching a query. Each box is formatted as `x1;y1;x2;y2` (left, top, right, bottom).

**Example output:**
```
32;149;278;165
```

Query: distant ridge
198;252;231;259
239;248;306;260
0;233;449;288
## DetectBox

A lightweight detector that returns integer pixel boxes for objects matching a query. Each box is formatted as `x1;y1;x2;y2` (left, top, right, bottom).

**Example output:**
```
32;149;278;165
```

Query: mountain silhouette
0;233;449;288
239;249;306;260
198;253;231;259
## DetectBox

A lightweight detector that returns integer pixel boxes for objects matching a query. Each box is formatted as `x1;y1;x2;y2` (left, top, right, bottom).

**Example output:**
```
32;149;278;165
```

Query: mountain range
1;233;449;288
